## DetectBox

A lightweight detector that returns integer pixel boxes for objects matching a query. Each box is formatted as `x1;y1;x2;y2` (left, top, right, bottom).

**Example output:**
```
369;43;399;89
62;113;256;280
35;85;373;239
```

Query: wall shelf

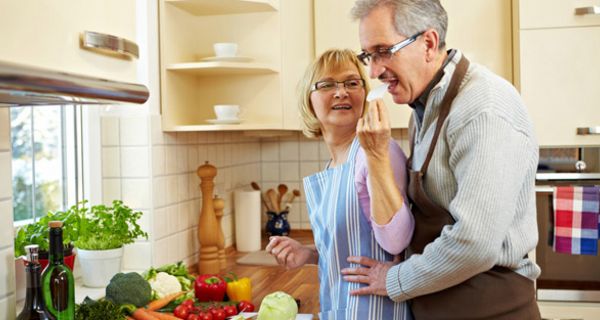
165;123;283;132
166;62;278;76
165;0;278;16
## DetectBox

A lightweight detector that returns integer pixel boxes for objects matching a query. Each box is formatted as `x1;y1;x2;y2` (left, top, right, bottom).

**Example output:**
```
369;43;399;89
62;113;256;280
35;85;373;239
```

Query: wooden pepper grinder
197;161;220;274
213;195;226;269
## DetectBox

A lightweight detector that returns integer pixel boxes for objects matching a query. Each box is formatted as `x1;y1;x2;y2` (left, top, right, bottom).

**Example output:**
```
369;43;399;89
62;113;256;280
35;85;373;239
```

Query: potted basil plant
74;200;148;288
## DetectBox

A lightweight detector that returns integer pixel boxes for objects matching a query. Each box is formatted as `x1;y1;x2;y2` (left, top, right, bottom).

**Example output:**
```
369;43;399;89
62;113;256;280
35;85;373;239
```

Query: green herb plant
13;204;81;257
74;200;148;250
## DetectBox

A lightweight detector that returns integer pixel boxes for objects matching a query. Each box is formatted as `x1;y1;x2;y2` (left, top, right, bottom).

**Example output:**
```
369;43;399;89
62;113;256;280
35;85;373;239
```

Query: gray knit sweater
386;50;541;302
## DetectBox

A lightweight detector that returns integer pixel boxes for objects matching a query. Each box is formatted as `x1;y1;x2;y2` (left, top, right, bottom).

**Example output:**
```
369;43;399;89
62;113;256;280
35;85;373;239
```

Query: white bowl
214;104;240;120
213;43;238;57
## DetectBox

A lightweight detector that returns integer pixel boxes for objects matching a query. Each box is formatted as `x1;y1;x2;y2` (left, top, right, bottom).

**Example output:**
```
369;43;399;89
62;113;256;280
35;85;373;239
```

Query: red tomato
174;305;192;319
197;312;213;320
223;305;237;316
181;299;195;307
237;300;255;313
210;309;226;320
187;314;200;320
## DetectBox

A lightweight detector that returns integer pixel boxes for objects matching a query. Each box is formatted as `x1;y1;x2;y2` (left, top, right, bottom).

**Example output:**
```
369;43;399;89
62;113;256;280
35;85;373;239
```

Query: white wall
0;108;16;318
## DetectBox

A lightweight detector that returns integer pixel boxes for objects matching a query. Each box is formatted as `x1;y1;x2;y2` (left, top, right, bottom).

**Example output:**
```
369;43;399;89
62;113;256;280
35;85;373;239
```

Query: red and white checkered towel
553;186;600;255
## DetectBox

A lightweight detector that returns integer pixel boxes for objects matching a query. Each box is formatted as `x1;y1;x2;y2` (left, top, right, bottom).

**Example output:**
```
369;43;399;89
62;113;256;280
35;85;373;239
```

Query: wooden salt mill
213;195;226;269
197;161;220;274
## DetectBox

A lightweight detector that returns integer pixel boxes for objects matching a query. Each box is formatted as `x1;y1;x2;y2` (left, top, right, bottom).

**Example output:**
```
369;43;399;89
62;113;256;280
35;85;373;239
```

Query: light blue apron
303;137;411;320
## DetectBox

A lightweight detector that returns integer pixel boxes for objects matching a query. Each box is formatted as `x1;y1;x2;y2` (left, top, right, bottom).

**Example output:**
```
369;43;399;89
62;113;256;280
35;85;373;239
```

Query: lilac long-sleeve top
354;140;414;255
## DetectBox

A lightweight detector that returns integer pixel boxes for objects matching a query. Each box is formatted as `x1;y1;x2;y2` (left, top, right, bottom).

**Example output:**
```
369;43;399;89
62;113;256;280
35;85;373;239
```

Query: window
11;105;84;224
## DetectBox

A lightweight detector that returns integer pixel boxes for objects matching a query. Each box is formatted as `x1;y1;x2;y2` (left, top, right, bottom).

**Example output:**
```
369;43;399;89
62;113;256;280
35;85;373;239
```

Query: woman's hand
266;236;315;269
357;99;392;160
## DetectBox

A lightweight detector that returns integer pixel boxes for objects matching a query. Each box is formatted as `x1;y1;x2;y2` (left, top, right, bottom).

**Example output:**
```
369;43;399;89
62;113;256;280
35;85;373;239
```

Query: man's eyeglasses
357;31;425;66
311;79;365;92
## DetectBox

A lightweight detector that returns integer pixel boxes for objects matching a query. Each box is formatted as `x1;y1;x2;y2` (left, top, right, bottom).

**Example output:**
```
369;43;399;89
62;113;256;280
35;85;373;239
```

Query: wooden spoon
277;184;288;210
284;189;301;210
266;188;280;212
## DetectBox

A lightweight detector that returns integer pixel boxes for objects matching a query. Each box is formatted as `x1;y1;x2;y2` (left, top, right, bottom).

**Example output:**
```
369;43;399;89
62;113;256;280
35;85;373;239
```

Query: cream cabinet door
0;0;138;83
518;0;600;29
517;26;600;146
314;0;513;129
538;301;600;320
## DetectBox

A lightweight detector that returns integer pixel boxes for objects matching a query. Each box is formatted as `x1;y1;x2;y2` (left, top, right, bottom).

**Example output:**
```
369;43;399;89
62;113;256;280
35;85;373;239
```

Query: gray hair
351;0;448;49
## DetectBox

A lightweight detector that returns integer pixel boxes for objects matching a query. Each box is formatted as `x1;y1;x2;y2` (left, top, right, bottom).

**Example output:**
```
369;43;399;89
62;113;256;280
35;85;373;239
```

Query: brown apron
407;56;541;320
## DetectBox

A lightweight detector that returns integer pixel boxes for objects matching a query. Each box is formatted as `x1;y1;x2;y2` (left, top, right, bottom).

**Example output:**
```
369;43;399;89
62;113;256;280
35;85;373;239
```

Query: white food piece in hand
367;84;387;102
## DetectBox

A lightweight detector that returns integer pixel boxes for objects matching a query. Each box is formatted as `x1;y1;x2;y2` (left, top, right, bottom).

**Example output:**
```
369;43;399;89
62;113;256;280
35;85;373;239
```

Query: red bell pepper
194;274;227;302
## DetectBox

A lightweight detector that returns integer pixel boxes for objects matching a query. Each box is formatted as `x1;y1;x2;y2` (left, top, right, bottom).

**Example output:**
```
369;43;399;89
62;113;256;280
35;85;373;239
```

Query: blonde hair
298;49;370;138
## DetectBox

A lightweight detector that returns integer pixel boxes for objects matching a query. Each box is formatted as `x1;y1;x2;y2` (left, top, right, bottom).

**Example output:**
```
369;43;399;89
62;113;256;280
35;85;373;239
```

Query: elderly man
342;0;542;319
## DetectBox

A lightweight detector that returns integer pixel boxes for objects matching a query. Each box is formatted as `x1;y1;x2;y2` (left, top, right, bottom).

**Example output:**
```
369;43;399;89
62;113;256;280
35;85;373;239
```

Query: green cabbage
257;291;298;320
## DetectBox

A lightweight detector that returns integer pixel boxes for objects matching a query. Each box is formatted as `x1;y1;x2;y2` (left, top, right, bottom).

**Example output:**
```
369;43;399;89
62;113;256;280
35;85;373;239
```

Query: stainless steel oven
535;172;600;302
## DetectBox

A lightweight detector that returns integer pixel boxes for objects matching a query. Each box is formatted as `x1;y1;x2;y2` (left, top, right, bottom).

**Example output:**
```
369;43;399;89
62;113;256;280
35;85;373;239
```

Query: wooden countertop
222;230;319;315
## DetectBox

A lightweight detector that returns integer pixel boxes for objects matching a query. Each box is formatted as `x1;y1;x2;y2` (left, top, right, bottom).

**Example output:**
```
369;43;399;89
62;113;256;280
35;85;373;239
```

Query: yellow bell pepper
225;273;252;302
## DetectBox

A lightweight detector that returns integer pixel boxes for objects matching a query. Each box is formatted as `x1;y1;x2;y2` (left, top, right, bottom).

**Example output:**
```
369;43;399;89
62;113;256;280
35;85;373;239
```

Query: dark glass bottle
17;245;55;320
41;221;75;320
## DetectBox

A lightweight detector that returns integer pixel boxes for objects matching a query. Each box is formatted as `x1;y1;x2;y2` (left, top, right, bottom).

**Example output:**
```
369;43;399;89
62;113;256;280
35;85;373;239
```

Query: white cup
214;104;240;120
213;43;238;57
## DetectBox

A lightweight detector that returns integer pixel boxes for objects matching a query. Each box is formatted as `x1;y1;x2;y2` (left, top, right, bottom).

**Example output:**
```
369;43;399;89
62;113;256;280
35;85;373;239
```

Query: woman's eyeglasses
357;31;425;66
311;79;365;92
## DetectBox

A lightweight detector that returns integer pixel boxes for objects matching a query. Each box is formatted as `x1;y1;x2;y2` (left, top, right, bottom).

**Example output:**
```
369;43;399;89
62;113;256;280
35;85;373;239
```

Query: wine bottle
17;245;55;320
41;221;75;320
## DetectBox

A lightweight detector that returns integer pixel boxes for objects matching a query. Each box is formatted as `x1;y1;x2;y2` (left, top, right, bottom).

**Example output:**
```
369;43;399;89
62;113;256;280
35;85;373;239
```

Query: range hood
0;60;149;107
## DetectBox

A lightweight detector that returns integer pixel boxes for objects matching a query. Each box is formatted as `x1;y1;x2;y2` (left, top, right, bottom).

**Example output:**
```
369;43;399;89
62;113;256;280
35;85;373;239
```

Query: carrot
148;311;181;320
146;291;186;311
132;308;160;320
126;317;136;320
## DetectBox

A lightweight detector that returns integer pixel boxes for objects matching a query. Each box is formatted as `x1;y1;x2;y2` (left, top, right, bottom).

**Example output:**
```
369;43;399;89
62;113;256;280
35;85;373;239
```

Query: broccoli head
105;272;152;307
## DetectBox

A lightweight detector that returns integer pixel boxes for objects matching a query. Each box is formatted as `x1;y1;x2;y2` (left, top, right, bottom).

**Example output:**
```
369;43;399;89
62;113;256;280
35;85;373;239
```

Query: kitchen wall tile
177;146;188;174
123;242;152;270
122;178;150;210
280;141;299;161
197;132;209;144
0;152;12;199
178;174;189;202
198;145;208;165
300;161;320;179
222;214;233;244
120;116;149;146
101;117;120;146
0;248;16;298
153;238;169;267
188;173;198;202
0;200;13;247
216;145;225;168
165;145;177;175
152;176;166;208
166;175;178;206
188;146;199;172
0;109;9;151
299;140;320;161
152;145;166;176
121;147;149;177
150;115;164;146
261;142;280;161
166;205;178;236
261;162;279;182
153;208;167;240
164;132;177;145
102;179;121;205
0;294;15;320
101;147;121;177
318;141;330;161
177;232;188;261
300;206;310;224
167;235;178;262
138;210;151;239
207;145;217;165
287;203;301;224
179;202;191;232
280;162;299;182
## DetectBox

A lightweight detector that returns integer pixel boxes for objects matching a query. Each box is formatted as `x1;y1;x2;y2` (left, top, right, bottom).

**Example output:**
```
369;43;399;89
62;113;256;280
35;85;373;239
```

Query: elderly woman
266;49;414;320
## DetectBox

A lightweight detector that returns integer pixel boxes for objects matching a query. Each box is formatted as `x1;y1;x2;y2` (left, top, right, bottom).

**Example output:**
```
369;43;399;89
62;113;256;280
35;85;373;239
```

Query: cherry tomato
198;312;213;320
223;305;237;316
187;314;200;320
174;304;192;319
210;308;226;320
181;299;195;307
237;300;255;313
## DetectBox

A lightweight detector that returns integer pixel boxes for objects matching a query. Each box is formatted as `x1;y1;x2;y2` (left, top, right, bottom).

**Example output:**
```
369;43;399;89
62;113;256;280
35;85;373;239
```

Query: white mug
213;43;238;57
214;104;240;120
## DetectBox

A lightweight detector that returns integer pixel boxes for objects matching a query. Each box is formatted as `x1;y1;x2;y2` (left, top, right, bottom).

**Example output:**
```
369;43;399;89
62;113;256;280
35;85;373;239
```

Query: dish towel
553;186;600;255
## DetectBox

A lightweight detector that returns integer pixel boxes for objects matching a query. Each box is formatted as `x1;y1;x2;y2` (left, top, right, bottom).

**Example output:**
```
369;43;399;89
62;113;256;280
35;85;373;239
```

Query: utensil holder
265;211;290;236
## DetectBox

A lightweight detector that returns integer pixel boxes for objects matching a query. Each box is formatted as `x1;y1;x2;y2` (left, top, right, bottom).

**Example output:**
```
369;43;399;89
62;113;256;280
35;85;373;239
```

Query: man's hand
341;255;401;296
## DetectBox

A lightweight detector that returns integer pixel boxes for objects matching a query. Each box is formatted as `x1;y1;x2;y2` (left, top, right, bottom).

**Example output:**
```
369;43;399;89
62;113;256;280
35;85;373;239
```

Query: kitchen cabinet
158;0;313;132
0;0;138;83
538;301;600;320
513;0;600;146
314;0;512;129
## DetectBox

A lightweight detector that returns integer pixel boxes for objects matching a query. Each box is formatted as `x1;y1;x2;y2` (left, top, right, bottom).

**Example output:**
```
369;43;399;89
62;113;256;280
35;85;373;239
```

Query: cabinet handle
576;126;600;135
80;31;139;60
575;6;600;15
